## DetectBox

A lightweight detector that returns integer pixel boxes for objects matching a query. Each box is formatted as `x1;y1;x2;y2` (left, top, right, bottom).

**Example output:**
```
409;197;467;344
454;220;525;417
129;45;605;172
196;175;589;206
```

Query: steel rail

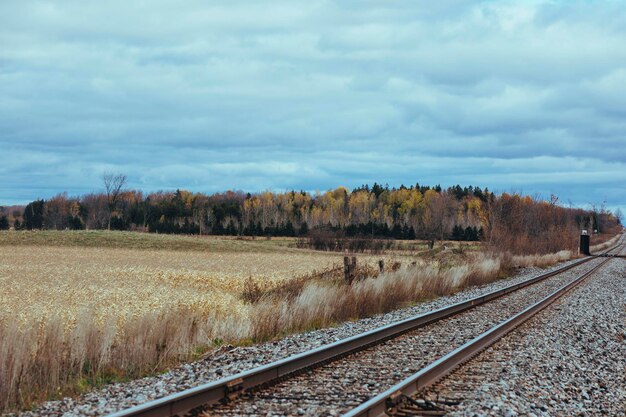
342;251;620;417
104;254;612;417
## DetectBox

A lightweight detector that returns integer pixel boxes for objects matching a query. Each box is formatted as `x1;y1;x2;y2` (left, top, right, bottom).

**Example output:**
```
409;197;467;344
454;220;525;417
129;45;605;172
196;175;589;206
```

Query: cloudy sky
1;1;625;212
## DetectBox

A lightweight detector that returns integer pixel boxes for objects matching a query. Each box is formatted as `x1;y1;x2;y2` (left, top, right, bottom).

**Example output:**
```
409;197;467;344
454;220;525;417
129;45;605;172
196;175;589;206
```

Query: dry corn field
1;245;358;330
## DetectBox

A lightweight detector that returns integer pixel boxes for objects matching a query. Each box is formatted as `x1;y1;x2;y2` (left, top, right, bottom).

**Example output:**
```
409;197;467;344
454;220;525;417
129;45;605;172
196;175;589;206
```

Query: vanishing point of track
345;239;625;417
107;238;625;417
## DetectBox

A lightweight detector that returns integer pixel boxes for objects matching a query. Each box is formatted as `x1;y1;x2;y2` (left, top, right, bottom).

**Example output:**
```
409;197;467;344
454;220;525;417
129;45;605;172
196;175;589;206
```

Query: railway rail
106;239;624;417
345;239;625;417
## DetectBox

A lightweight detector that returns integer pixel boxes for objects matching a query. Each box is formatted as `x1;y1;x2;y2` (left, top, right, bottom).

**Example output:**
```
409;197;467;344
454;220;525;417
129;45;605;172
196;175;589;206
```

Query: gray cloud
1;0;625;212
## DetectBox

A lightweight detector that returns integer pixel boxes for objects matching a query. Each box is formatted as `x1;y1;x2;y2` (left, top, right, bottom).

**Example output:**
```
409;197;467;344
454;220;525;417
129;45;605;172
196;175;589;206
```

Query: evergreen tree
391;223;402;239
464;226;476;241
451;225;464;240
68;216;83;230
283;221;295;237
23;200;45;229
0;215;9;230
371;183;385;197
227;219;238;235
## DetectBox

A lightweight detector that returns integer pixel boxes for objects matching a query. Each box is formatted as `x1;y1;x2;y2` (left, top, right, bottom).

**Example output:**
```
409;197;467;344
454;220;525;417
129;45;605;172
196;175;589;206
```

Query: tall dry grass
0;307;216;410
504;233;621;268
590;233;621;253
246;254;504;341
508;250;573;269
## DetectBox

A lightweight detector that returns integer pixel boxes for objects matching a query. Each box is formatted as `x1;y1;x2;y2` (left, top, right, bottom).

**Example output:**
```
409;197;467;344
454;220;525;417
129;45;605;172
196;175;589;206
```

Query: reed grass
590;233;621;253
509;250;573;268
246;254;504;341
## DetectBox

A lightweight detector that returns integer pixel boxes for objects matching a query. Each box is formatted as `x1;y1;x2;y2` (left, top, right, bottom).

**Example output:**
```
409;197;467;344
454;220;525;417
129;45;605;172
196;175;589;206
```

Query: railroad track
345;239;625;417
107;239;624;417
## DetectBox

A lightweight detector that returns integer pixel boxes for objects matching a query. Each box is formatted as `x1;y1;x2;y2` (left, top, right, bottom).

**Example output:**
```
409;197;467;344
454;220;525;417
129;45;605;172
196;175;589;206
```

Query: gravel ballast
4;257;603;417
423;257;626;416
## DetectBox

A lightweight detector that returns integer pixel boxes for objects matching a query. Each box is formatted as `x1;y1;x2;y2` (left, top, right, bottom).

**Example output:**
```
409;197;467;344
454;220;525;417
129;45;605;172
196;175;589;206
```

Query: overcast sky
1;1;625;212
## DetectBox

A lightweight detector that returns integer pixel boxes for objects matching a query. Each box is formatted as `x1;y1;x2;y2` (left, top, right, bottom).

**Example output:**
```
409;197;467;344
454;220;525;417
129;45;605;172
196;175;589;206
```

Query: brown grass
245;254;504;341
0;230;300;252
509;250;574;269
0;307;209;409
590;233;621;253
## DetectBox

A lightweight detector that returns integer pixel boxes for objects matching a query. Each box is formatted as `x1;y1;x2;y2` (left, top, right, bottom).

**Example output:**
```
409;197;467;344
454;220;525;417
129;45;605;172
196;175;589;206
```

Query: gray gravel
206;258;607;416
4;258;593;417
422;253;626;416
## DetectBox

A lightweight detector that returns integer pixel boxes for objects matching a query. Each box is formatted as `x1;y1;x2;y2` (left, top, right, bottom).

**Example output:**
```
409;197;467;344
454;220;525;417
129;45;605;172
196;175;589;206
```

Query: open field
0;230;471;254
1;244;358;327
0;230;299;252
1;230;461;336
0;230;616;412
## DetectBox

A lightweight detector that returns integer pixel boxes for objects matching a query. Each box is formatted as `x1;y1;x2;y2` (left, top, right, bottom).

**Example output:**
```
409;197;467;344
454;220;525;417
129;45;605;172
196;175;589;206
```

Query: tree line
1;179;622;254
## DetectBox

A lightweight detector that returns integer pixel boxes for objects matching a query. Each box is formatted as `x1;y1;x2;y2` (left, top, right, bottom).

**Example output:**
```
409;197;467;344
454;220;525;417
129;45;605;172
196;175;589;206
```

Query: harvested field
1;245;353;327
0;230;299;252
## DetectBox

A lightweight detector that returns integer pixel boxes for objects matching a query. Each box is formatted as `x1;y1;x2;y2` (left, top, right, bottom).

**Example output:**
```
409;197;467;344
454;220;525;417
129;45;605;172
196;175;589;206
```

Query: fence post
344;257;351;283
378;259;384;274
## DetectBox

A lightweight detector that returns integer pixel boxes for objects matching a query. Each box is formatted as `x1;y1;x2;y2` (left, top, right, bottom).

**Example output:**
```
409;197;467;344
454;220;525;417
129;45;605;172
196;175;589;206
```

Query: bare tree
103;173;127;230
